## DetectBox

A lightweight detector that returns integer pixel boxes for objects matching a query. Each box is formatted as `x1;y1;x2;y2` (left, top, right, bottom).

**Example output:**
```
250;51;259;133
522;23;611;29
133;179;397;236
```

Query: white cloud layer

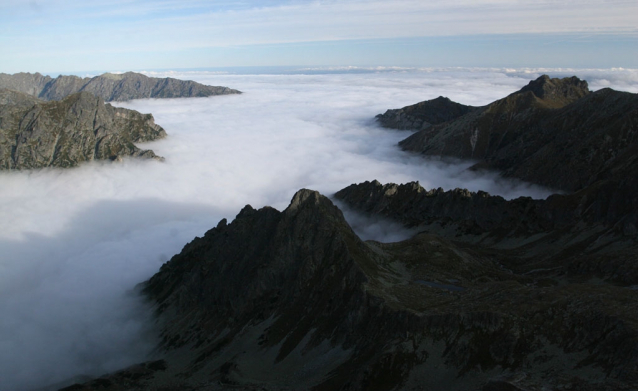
0;69;636;390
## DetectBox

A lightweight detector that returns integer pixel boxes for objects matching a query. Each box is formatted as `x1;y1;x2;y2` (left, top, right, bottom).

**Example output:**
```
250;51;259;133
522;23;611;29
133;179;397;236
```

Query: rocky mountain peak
432;96;451;102
376;95;476;130
100;72;125;80
287;188;323;211
72;184;638;390
397;76;637;192
517;74;590;106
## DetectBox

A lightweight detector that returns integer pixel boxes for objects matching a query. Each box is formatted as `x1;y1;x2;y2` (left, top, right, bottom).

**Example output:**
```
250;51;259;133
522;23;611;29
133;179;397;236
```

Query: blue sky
1;0;636;74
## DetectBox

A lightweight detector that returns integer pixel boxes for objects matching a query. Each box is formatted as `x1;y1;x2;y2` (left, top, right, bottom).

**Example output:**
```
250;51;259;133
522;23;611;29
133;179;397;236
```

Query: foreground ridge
63;188;638;390
385;75;638;192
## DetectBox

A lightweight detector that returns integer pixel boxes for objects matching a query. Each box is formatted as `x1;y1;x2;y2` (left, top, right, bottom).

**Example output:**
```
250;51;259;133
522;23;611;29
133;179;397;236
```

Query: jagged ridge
0;89;166;169
65;189;638;390
0;71;241;102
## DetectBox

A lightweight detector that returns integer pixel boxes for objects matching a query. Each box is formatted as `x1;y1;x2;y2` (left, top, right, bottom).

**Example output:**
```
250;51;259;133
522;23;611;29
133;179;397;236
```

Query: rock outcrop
396;75;638;192
0;89;166;169
64;189;638;390
0;71;241;102
376;96;476;130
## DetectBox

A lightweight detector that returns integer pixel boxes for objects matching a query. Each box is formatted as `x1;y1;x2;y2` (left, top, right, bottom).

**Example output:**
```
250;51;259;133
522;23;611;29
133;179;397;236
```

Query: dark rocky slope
376;96;476;130
0;89;166;169
396;75;638;192
64;189;638;391
0;71;241;102
58;74;638;390
336;180;638;284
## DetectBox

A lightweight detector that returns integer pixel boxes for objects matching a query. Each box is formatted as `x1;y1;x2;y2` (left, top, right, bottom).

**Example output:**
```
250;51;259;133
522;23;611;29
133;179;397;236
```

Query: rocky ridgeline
62;189;638;391
0;71;241;102
336;180;638;283
393;75;638;192
0;89;166;169
376;96;476;130
336;180;557;234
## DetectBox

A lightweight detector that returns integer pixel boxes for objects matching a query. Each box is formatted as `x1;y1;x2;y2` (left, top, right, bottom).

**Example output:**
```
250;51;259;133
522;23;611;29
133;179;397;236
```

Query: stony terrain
395;75;638;192
0;71;241;102
376;96;476;131
0;89;166;169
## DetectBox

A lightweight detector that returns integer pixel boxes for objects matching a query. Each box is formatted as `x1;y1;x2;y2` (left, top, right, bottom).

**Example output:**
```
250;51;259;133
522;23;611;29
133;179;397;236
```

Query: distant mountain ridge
383;75;638;193
0;71;241;102
376;96;477;130
0;89;166;169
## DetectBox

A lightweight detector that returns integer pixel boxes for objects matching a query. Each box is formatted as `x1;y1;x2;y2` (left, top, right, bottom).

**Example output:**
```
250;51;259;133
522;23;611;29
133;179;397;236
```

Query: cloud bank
0;69;636;390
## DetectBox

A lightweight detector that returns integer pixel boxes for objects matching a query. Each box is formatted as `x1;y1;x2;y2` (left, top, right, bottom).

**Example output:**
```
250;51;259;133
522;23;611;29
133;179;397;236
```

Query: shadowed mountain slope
63;189;638;391
396;75;638;192
0;71;241;102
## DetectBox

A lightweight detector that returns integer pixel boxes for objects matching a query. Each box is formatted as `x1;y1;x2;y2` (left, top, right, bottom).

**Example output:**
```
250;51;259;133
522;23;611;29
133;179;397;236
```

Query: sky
1;0;637;74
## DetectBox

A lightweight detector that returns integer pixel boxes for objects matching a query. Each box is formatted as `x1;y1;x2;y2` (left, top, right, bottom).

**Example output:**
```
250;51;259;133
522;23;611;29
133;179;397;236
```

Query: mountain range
58;76;638;390
391;75;638;193
0;71;241;102
0;72;241;169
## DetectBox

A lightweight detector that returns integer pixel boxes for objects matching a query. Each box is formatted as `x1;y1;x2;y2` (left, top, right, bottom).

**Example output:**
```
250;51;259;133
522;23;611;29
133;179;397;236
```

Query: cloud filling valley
0;68;636;390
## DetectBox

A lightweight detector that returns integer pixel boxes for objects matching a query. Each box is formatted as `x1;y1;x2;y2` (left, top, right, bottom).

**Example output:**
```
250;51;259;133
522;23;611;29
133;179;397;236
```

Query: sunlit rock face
0;89;166;169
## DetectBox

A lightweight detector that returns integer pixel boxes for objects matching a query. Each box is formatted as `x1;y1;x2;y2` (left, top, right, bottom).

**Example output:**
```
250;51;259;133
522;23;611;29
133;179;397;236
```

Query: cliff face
65;189;638;391
376;96;476;131
0;71;241;102
0;89;166;169
397;76;638;192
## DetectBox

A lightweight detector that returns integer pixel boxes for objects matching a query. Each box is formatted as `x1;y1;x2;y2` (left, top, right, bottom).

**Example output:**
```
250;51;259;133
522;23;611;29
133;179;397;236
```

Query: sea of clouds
1;68;636;390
